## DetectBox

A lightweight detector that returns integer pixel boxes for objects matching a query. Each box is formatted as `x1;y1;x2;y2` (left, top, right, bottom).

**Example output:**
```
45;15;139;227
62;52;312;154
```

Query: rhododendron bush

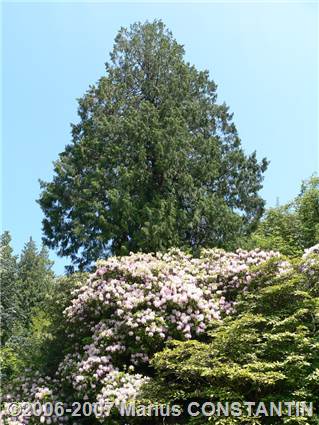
146;245;319;425
2;246;318;425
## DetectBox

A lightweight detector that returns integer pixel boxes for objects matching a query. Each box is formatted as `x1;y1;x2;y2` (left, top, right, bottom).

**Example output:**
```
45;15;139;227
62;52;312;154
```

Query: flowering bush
3;247;308;425
147;247;319;424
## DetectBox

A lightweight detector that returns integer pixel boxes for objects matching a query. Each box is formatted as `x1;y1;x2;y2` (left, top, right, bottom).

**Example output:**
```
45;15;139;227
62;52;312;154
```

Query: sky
1;1;318;274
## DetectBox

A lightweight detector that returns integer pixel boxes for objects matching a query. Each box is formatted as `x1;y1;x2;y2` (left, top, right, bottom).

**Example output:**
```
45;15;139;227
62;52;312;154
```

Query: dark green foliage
145;258;319;424
297;176;319;248
250;176;319;256
0;231;19;343
38;20;268;270
16;238;54;326
1;271;86;383
38;272;88;375
0;234;55;380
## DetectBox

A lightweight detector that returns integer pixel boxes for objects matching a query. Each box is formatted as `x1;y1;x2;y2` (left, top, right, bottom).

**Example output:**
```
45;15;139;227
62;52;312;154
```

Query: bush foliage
2;246;318;424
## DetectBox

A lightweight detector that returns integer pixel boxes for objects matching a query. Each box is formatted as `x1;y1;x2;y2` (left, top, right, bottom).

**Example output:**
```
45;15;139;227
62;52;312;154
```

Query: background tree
16;238;54;326
0;231;19;343
296;176;319;248
250;176;319;256
0;235;55;380
39;20;268;270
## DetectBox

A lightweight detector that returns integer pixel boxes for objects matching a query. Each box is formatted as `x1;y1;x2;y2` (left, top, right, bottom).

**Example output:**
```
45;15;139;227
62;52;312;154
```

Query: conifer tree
39;20;268;270
17;238;54;326
0;231;19;343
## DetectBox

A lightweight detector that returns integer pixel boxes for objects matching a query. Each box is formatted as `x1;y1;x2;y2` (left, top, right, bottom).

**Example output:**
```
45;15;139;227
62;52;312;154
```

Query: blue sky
2;1;318;274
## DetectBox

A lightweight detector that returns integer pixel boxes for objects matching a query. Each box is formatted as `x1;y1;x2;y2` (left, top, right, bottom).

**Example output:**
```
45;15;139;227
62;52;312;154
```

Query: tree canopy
0;233;55;378
0;231;19;343
251;176;319;256
39;20;268;270
17;238;54;326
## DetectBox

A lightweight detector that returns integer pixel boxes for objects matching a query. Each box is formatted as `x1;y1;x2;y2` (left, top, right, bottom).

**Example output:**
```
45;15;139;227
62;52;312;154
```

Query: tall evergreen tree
39;20;268;270
0;231;19;343
17;238;54;326
1;237;55;379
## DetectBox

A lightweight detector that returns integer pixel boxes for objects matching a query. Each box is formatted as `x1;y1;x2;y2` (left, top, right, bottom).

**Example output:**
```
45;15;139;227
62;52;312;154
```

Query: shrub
3;247;317;425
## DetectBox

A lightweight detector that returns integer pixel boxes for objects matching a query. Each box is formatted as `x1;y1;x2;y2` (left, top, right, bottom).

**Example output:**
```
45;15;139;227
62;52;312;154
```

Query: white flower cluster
2;372;63;425
303;244;319;257
96;371;149;419
301;244;319;277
